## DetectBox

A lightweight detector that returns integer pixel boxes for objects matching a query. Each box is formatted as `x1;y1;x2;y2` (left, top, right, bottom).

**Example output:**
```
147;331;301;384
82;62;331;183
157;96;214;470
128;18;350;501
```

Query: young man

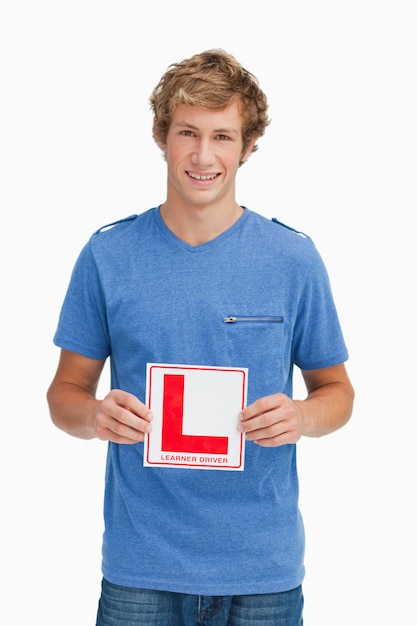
47;49;354;625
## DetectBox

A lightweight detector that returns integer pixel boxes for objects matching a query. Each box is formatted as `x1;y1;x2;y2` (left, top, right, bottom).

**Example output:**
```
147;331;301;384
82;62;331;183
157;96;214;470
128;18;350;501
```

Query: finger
101;391;153;431
239;393;286;422
237;406;280;434
95;404;153;444
112;406;153;438
252;432;294;447
96;425;141;445
111;390;151;420
247;422;297;446
117;405;153;431
97;414;150;444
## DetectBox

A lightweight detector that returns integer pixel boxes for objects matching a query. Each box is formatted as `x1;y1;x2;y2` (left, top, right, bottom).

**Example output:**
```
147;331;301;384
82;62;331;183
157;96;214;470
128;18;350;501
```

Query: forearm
48;376;153;445
295;380;354;438
227;364;354;447
47;381;100;440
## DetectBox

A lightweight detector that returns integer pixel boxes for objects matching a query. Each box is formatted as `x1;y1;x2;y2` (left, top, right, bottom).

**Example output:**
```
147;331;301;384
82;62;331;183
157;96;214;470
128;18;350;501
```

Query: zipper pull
223;316;238;323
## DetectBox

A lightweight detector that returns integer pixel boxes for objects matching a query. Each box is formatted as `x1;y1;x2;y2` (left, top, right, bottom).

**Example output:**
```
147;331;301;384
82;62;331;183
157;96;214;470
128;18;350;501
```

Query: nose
191;138;215;167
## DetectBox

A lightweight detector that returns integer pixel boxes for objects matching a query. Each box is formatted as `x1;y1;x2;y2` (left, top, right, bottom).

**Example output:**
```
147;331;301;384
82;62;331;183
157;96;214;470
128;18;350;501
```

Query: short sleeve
292;248;348;370
53;241;111;360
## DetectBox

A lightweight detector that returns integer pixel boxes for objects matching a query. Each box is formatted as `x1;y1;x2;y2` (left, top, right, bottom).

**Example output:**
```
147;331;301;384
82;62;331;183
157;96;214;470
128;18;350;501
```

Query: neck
159;202;244;246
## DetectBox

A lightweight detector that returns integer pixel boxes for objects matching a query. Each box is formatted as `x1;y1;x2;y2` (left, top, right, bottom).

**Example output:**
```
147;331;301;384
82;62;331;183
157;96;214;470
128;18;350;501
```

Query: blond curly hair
150;49;270;161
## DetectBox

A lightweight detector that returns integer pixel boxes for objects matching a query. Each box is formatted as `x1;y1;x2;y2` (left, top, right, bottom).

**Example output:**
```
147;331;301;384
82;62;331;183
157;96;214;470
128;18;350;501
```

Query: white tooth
189;172;215;180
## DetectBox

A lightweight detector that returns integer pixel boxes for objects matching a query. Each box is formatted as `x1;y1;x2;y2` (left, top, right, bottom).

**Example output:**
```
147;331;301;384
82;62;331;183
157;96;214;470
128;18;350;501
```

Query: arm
237;363;354;447
47;349;153;443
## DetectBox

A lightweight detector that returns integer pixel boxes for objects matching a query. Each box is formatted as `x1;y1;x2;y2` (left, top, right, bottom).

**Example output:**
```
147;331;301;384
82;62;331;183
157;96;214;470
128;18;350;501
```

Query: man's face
160;102;253;211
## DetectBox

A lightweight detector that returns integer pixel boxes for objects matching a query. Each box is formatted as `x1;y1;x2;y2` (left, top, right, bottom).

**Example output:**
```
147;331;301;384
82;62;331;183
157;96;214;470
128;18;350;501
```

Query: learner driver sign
144;363;248;470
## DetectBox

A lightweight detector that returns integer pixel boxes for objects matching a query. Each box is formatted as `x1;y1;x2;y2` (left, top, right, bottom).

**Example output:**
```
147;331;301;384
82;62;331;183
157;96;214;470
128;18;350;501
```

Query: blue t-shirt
54;207;348;594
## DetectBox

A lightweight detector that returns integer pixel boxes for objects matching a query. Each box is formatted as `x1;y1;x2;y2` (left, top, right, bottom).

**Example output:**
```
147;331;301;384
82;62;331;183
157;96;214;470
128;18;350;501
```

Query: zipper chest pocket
223;316;284;324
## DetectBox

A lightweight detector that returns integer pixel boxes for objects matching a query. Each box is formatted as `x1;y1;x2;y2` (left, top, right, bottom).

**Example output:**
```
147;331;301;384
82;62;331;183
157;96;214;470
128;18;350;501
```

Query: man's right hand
94;389;153;444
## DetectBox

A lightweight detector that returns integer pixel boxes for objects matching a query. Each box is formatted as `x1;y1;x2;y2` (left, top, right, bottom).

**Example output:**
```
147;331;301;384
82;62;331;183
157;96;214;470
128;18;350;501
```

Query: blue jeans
95;578;303;625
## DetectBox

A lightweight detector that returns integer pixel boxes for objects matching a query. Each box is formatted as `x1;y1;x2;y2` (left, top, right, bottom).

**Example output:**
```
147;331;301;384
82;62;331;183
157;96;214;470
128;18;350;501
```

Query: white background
1;1;416;624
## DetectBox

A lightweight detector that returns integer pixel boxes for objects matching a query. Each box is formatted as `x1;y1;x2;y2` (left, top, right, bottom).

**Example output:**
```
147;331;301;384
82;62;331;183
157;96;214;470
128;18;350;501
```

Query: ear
153;117;166;152
241;136;257;162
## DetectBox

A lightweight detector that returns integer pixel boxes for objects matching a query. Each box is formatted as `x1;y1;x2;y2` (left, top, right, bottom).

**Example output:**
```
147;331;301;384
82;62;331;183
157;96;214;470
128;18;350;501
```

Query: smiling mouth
187;171;220;181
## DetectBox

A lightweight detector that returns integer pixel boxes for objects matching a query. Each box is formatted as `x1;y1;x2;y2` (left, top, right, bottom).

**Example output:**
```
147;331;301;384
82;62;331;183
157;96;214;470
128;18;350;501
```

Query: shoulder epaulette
271;217;309;239
94;214;138;235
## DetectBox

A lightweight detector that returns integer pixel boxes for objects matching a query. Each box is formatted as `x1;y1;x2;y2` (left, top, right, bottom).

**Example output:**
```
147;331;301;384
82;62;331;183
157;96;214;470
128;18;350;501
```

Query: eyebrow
173;122;240;136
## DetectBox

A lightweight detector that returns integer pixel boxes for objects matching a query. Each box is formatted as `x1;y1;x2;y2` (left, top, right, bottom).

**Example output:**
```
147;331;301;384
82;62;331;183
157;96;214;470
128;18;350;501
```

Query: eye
216;134;230;141
180;130;195;137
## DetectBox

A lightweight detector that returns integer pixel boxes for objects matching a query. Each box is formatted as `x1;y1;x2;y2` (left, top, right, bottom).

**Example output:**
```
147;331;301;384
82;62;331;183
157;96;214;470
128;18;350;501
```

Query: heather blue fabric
54;207;348;594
